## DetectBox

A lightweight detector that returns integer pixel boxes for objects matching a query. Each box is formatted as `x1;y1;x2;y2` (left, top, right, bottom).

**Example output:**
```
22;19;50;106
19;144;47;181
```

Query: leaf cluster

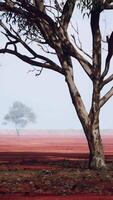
77;0;92;17
4;101;36;128
1;1;40;41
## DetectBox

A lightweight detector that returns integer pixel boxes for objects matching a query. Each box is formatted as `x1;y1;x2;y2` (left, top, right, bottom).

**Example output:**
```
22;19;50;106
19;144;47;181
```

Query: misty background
0;7;113;130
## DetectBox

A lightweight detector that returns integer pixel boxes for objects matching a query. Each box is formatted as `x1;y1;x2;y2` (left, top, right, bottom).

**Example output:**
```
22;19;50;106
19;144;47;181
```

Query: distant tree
4;101;36;135
0;0;113;169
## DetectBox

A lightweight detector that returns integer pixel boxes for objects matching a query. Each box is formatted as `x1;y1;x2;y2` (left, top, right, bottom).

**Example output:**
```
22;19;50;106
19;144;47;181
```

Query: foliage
4;101;36;134
77;0;92;13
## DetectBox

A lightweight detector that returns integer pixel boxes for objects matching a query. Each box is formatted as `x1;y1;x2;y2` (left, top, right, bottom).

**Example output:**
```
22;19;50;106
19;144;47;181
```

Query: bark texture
88;129;105;169
86;112;106;169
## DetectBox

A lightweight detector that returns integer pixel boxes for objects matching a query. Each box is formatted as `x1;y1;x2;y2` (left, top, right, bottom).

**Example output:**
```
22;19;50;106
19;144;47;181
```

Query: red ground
0;130;113;200
0;194;113;200
0;130;113;154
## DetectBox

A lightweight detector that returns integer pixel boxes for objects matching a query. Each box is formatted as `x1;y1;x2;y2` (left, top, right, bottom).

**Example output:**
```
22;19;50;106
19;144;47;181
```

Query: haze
0;7;113;130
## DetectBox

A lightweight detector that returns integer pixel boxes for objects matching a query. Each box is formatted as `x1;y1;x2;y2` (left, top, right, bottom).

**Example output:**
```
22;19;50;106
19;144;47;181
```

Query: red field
0;130;113;200
0;130;113;154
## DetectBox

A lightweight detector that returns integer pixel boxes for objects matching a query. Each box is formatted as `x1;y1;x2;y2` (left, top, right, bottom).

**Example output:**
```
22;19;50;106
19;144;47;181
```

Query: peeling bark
88;130;106;169
86;79;106;169
86;113;106;169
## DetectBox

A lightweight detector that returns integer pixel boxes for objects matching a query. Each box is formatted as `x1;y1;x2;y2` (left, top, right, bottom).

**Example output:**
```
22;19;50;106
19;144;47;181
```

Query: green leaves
77;0;93;17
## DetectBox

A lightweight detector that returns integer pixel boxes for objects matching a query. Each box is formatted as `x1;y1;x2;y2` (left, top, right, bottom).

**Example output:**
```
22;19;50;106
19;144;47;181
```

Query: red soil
0;130;113;155
0;130;113;200
0;194;113;200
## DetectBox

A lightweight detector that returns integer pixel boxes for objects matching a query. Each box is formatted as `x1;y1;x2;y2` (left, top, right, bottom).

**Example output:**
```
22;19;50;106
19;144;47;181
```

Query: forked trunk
65;73;106;169
58;46;106;170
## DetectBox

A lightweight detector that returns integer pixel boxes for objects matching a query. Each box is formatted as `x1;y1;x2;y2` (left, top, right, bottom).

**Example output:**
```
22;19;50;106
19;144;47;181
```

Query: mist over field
0;129;113;136
0;129;113;154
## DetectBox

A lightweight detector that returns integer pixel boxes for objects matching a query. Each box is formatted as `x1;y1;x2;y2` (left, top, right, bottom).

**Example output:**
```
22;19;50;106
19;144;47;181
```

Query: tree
0;0;113;169
4;101;36;135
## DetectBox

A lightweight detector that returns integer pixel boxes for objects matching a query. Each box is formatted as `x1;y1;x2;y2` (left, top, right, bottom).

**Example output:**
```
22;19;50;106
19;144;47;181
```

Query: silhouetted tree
4;101;36;135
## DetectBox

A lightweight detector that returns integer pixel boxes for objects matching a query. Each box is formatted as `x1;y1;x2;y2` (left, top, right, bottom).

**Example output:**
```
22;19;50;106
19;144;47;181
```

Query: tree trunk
64;70;106;169
56;43;106;170
15;127;20;136
85;79;106;169
86;7;106;169
84;122;106;169
85;81;106;169
63;67;106;169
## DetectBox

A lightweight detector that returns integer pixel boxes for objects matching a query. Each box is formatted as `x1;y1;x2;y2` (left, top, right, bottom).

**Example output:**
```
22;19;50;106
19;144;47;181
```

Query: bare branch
99;87;113;108
91;6;101;72
71;34;92;59
0;48;64;75
60;0;76;30
101;32;113;80
71;21;92;59
28;67;43;76
101;74;113;88
37;44;56;55
67;42;93;79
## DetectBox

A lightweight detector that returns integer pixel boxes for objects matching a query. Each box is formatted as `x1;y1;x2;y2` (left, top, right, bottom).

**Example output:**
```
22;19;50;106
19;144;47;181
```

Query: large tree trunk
85;80;106;169
84;117;106;169
64;65;106;169
62;65;106;169
56;35;106;169
88;130;105;169
85;5;106;169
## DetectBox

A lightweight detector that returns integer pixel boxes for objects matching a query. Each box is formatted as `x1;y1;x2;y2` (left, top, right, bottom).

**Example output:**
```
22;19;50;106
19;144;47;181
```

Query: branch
0;1;56;47
0;2;27;16
101;32;113;80
104;1;113;9
101;74;113;88
71;22;92;60
105;5;113;9
60;0;76;30
0;1;93;80
71;34;92;60
66;42;93;79
33;0;45;12
28;67;43;76
90;6;101;72
56;48;89;127
99;87;113;108
0;21;64;75
0;2;55;27
0;48;64;75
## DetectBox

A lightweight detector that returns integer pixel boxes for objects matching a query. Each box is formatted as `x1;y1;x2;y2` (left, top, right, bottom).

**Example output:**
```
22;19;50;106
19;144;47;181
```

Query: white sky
0;5;113;130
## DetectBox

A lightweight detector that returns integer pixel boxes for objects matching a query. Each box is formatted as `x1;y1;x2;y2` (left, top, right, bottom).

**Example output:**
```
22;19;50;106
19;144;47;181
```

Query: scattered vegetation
0;159;113;196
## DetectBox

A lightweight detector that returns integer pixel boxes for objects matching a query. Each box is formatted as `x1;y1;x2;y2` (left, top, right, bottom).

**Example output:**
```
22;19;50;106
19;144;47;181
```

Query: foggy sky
0;7;113;130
